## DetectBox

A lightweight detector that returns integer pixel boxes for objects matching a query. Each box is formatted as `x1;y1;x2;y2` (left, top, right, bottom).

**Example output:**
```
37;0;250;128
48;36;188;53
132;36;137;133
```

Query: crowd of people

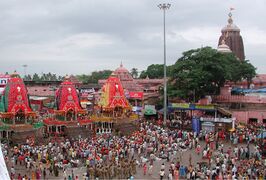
1;119;266;179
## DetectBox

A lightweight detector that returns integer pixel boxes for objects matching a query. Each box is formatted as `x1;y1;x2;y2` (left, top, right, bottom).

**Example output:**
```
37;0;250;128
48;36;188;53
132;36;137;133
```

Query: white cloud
243;28;266;46
0;0;266;75
169;27;220;45
57;33;116;49
0;33;117;62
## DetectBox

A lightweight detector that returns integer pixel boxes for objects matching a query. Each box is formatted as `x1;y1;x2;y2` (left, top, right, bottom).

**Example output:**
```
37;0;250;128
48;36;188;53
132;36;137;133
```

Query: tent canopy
144;105;156;115
0;146;10;179
232;87;266;94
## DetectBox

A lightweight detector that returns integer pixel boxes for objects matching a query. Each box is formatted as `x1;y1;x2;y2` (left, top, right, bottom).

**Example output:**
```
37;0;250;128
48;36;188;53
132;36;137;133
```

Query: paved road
8;140;255;179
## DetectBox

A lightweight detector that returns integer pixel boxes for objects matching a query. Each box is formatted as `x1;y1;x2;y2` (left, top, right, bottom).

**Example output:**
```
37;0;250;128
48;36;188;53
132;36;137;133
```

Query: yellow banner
171;103;190;108
195;105;214;110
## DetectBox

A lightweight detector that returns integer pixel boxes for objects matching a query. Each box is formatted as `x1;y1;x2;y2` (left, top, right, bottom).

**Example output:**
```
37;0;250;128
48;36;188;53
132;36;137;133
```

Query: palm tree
130;68;138;79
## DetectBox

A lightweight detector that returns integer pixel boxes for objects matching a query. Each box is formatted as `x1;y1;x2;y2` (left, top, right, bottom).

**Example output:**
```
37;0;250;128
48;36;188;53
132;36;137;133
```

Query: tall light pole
158;3;171;125
22;64;27;78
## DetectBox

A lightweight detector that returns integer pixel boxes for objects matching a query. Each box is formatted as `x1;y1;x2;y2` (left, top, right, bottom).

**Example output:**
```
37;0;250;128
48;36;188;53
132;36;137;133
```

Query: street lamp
22;64;27;79
158;3;171;125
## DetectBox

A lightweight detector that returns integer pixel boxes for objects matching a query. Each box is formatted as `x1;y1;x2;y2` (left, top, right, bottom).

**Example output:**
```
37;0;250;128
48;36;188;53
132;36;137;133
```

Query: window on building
249;118;258;124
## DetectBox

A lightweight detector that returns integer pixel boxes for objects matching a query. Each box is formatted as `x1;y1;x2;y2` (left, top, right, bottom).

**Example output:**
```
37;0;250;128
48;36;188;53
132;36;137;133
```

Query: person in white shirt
159;169;165;180
148;164;153;176
232;165;237;174
161;163;165;170
168;170;173;180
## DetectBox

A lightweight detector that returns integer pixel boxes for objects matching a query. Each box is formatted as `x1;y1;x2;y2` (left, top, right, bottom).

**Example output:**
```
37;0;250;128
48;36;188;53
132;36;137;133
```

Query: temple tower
56;75;82;120
3;72;32;114
99;73;130;110
218;10;245;61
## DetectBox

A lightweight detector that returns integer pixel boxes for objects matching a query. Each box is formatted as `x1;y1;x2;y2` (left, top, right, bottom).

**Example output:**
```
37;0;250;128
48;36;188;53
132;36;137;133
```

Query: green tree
58;75;64;81
76;74;90;84
32;73;40;81
51;74;57;81
169;47;256;102
76;70;112;84
46;72;52;80
23;74;32;81
139;64;171;79
238;60;257;88
40;73;46;81
130;68;138;79
88;70;112;83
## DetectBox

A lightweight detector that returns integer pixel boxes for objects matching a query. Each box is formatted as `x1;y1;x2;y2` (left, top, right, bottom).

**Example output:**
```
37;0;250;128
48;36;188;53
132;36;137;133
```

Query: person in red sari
174;168;179;180
17;173;22;180
143;163;147;175
36;169;41;180
196;144;201;155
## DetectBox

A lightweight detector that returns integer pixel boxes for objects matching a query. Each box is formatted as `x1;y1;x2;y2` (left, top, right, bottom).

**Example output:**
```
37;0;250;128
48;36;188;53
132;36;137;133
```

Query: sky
0;0;266;76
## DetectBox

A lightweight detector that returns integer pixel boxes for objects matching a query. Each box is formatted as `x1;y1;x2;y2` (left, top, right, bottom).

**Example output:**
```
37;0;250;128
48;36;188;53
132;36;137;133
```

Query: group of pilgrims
1;119;266;179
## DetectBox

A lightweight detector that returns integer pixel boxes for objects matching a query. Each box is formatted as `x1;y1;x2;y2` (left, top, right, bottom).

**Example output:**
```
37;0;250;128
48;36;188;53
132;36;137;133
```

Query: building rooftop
100;63;143;92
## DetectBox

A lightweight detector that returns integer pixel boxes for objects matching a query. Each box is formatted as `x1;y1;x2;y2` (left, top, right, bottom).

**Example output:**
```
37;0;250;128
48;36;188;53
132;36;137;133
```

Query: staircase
65;126;93;139
113;121;139;136
217;106;232;116
32;128;47;145
11;129;36;144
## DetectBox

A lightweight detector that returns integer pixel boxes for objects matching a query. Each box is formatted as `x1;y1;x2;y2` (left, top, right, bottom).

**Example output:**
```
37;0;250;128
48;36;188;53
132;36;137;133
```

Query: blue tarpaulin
257;131;266;138
232;87;266;94
192;117;200;134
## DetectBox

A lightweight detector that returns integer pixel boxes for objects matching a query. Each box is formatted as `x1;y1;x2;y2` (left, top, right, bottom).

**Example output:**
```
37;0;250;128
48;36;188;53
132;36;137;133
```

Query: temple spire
228;12;233;25
228;7;235;25
218;7;244;61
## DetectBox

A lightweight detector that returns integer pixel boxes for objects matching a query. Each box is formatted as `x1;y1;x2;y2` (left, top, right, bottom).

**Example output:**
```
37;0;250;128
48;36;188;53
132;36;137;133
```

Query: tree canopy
168;47;256;102
76;70;112;84
130;68;139;79
139;64;171;79
24;72;63;81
